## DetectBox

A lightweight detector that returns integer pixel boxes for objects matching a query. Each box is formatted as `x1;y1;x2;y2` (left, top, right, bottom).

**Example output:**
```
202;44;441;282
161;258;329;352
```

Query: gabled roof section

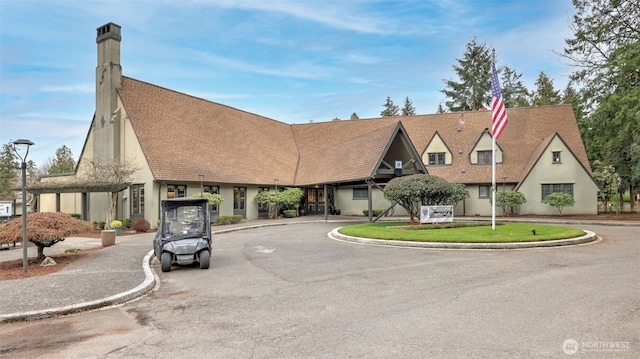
118;77;299;185
293;122;408;185
514;132;597;191
116;77;589;188
397;105;591;184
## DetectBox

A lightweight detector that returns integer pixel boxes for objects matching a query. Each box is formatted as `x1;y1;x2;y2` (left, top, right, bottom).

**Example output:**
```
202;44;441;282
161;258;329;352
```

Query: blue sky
1;0;575;167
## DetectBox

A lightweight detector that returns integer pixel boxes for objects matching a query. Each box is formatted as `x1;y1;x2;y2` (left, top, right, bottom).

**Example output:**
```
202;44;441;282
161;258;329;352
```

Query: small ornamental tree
384;174;465;223
192;192;224;207
592;161;618;212
449;183;470;206
255;188;304;218
543;192;575;216
280;187;304;210
493;190;527;215
0;212;94;260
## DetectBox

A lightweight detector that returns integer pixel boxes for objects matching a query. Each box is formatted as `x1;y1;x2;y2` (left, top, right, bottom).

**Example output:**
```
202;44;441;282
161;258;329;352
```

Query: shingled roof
368;105;591;184
118;76;590;187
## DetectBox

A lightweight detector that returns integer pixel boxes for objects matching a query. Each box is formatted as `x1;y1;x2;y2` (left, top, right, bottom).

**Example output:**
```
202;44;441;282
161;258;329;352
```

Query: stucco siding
518;137;598;215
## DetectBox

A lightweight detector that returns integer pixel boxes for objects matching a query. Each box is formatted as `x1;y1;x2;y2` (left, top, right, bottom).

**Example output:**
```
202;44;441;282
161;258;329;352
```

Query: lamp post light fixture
12;139;34;273
274;178;279;192
198;174;205;197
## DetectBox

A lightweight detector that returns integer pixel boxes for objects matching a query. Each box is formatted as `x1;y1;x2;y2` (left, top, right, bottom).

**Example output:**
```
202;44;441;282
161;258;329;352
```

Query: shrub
362;209;384;217
216;215;243;225
97;221;106;230
543;192;575;216
122;218;132;228
283;209;297;218
110;220;123;229
70;213;82;219
131;218;151;232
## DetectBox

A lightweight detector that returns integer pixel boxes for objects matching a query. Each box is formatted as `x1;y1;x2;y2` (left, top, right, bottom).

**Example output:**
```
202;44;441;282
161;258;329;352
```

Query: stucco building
34;23;599;225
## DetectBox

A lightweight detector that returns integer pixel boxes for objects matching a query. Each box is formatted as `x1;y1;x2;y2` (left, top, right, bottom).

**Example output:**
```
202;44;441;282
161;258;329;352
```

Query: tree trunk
37;245;45;260
630;185;636;211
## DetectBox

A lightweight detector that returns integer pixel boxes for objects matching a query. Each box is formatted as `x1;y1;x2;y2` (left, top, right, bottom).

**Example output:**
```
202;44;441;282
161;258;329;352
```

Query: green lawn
337;222;585;243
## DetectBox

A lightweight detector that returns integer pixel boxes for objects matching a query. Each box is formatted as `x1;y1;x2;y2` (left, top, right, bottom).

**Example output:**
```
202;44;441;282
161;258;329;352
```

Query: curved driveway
1;221;638;358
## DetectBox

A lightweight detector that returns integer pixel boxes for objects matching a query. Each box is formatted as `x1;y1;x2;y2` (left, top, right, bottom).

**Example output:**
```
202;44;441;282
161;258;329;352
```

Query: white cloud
40;84;94;93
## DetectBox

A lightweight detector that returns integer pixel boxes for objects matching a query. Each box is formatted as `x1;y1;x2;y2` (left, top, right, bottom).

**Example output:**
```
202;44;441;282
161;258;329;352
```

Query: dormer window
552;151;562;164
428;152;446;165
477;150;492;165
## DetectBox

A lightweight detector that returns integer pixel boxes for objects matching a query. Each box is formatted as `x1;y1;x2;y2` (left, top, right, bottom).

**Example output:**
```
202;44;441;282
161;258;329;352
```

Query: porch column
324;184;328;220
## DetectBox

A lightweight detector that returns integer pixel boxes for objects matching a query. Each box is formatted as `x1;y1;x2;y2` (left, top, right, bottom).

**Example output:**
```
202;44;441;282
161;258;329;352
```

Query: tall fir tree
350;112;360;120
500;66;530;108
48;145;76;174
441;36;492;112
380;96;400;117
0;142;19;199
401;97;416;116
532;71;561;106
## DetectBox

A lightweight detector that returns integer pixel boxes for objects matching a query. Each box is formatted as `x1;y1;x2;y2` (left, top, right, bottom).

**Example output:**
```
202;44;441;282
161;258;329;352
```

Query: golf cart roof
161;197;209;207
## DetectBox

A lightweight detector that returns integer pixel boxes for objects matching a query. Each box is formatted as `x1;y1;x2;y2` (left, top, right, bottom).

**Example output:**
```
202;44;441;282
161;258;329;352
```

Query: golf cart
153;197;212;272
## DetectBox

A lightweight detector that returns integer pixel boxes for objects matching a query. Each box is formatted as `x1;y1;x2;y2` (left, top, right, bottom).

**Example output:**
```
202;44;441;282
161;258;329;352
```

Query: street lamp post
274;178;279;192
198;174;205;197
12;139;34;273
614;172;620;218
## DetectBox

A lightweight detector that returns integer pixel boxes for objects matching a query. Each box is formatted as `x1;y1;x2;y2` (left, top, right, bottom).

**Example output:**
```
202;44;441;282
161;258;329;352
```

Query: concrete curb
0;250;156;323
329;228;598;250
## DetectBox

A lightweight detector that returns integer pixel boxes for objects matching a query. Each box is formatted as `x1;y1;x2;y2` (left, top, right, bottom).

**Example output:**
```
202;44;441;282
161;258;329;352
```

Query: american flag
491;63;508;139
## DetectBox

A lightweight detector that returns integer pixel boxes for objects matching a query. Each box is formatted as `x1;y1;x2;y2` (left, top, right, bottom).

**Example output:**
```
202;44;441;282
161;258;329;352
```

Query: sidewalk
0;215;637;322
0;233;155;322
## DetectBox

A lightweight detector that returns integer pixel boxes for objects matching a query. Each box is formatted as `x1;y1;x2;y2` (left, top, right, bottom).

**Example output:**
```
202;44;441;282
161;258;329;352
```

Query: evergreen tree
562;82;586;128
48;145;76;174
380;96;400;117
436;103;446;114
500;66;530;108
532;71;561;106
0;142;19;199
401;96;416;116
561;0;640;208
441;37;492;112
350;112;360;120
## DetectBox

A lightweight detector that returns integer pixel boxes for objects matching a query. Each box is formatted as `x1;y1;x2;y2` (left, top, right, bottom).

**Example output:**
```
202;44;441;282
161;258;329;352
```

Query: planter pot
101;230;116;246
114;228;122;236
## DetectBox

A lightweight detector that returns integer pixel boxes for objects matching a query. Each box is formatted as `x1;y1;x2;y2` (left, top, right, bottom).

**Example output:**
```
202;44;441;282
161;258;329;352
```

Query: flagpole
491;49;497;230
492;134;496;230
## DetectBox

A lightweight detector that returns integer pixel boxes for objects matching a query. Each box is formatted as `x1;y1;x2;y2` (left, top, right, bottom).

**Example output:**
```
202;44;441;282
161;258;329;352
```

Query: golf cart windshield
163;205;206;238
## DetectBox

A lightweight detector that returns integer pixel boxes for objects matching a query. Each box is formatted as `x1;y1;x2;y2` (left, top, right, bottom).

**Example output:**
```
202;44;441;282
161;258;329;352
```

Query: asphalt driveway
1;221;637;358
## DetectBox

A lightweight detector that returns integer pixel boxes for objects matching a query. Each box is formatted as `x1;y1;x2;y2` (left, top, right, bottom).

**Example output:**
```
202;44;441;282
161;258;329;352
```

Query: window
478;185;491;199
167;184;186;198
203;185;219;212
552;151;562;164
131;184;145;215
541;184;573;201
353;188;369;200
477;151;492;165
428;152;446;165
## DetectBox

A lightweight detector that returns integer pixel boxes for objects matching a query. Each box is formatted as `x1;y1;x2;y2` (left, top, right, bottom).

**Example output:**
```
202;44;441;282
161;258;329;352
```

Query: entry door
233;187;246;218
306;187;325;214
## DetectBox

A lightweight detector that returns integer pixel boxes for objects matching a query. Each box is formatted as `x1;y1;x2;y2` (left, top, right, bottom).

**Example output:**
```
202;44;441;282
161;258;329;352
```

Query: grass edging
331;228;598;250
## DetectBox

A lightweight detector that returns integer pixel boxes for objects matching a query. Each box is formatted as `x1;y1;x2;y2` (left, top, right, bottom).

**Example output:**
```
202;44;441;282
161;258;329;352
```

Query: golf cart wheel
161;252;172;272
199;249;210;269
